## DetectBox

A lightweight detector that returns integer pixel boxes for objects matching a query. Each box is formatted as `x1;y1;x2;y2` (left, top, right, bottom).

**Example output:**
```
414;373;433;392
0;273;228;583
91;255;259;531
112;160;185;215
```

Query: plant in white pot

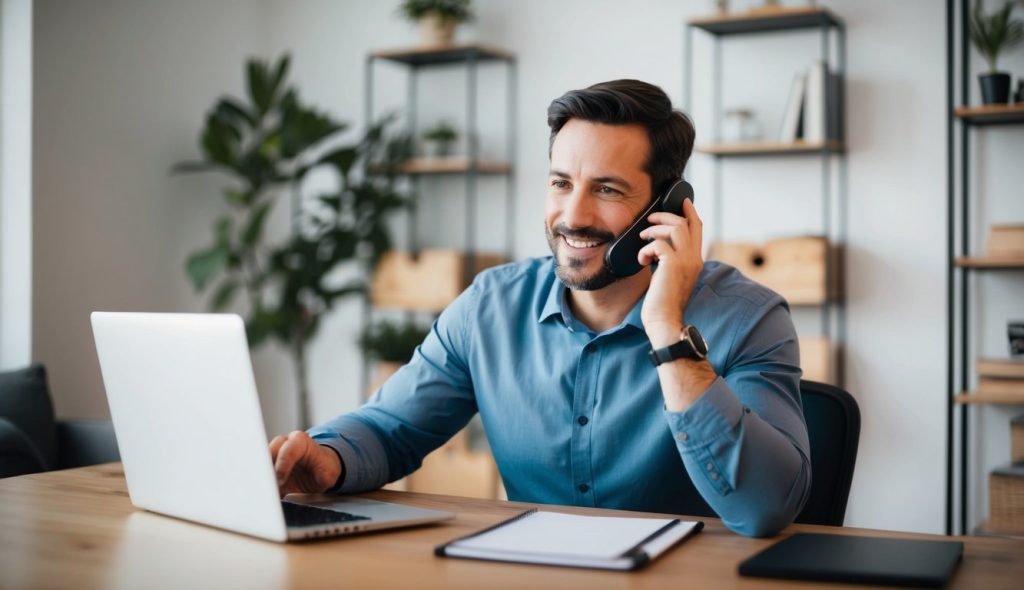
358;319;430;395
422;121;459;157
399;0;474;47
969;0;1024;104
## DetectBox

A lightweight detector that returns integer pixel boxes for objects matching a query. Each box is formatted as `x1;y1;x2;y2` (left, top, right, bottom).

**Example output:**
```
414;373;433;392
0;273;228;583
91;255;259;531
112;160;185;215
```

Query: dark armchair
0;364;119;478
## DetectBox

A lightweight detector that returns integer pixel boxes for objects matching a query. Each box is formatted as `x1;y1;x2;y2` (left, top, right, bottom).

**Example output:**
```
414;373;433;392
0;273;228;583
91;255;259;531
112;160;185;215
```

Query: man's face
545;119;653;291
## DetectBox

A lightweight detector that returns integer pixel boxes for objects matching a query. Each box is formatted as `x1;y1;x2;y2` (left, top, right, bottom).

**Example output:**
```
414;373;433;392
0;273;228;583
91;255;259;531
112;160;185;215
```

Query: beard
545;221;620;291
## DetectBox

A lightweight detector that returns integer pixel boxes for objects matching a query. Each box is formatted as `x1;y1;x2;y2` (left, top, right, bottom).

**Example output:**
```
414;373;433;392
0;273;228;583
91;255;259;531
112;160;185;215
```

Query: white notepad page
449;511;697;560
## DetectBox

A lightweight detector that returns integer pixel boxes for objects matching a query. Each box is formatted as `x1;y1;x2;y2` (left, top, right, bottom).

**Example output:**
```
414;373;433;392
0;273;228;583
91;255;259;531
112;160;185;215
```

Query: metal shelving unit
684;7;848;385
946;0;1024;537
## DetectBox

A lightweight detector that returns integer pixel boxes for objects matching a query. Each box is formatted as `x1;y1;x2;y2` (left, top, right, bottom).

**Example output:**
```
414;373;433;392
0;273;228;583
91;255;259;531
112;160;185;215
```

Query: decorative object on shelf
723;108;762;142
986;224;1024;258
1011;320;1024;356
968;0;1023;104
174;55;409;429
988;463;1024;534
370;249;506;312
708;236;842;305
1016;79;1024;103
399;0;474;47
779;71;807;142
715;0;729;14
422;120;459;157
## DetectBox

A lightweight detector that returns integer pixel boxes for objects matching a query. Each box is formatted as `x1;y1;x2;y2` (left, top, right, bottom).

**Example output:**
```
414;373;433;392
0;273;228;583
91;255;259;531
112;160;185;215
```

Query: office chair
0;364;120;478
794;379;861;526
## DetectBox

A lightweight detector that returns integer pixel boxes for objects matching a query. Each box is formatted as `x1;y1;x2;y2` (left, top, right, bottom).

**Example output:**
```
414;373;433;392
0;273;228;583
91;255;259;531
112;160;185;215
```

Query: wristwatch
648;325;709;366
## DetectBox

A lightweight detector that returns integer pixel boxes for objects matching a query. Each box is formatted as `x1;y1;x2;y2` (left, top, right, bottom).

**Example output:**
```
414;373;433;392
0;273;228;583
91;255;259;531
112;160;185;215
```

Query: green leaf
210;280;239;311
320;146;359;176
224;189;254;207
215;217;233;248
269;55;291;105
247;58;273;117
215;98;256;130
186;245;229;291
200;112;240;169
243;201;273;246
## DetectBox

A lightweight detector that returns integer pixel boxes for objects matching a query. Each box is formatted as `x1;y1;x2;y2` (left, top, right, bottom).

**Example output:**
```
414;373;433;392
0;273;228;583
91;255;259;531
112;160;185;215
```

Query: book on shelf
780;61;842;144
977;377;1024;395
779;71;806;142
976;358;1024;379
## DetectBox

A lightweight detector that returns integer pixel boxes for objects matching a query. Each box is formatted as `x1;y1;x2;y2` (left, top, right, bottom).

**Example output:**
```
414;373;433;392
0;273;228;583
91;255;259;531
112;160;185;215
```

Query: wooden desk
1;464;1021;589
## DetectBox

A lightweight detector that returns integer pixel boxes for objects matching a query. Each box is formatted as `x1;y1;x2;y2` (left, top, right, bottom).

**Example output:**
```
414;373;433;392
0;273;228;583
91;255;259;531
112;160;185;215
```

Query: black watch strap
648;338;700;366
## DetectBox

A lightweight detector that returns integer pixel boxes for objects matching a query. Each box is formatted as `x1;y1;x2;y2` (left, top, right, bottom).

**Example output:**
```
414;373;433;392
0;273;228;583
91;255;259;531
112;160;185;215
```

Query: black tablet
738;533;963;588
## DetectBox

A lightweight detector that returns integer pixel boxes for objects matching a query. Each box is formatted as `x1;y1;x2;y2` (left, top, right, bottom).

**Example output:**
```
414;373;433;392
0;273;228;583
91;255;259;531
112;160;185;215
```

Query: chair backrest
795;379;861;526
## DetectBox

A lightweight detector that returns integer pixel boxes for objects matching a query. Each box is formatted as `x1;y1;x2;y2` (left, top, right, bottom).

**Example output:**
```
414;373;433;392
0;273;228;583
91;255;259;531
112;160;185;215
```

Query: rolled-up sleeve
308;281;480;493
663;301;811;537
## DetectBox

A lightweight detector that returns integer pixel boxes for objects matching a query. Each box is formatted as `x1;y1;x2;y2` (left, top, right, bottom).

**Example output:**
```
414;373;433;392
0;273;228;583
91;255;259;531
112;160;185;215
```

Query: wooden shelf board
688;6;842;35
697;140;844;157
955;391;1024;405
954;256;1024;269
954;103;1024;126
370;44;514;66
377;158;512;175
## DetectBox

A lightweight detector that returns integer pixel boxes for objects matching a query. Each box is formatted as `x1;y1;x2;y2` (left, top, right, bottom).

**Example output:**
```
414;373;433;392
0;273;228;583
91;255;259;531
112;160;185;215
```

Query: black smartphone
604;179;694;277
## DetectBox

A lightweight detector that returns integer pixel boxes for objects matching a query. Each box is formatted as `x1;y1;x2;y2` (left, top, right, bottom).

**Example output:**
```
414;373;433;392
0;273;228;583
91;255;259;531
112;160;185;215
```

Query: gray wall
30;0;1024;534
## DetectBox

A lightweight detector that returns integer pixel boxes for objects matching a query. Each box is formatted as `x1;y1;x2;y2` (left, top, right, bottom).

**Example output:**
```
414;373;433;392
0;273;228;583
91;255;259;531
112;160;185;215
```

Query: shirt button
577;416;589;426
585;344;596;353
710;472;719;481
677;432;688;441
578;483;590;493
706;462;714;471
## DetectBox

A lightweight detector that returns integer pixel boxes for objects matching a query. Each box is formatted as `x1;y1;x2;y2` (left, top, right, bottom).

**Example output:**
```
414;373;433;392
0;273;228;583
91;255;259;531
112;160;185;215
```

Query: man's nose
560;188;595;229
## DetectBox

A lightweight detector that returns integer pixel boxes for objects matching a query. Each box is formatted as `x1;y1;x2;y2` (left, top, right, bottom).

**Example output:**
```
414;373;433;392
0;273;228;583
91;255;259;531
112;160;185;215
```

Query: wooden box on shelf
371;248;506;313
800;336;835;384
708;236;842;305
986;224;1024;259
989;463;1024;534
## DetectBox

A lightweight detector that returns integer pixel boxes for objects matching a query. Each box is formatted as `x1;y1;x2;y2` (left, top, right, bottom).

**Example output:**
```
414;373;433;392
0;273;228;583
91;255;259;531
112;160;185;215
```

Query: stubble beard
545;222;620;291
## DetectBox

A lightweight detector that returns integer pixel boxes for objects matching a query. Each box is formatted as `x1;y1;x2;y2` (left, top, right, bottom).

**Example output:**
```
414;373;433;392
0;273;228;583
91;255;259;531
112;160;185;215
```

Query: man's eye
596;185;619;195
551;180;570;189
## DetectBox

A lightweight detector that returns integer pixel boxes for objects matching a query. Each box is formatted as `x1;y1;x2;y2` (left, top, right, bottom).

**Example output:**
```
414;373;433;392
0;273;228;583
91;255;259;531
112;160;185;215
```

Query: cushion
0;364;57;469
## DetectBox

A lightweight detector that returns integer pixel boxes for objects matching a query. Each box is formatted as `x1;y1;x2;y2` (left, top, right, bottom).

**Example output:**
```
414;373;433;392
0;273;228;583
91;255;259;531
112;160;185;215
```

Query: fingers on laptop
273;431;308;487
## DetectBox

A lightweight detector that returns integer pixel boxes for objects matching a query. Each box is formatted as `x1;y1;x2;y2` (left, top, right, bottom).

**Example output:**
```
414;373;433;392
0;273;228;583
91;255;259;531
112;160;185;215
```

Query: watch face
685;325;709;356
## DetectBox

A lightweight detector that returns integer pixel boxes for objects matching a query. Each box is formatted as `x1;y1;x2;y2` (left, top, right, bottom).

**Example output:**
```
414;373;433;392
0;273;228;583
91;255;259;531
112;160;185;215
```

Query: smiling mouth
562;235;606;250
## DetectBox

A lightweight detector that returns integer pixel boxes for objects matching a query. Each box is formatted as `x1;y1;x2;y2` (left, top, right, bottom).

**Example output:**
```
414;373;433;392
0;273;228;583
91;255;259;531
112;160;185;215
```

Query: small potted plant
399;0;474;47
358;319;431;392
969;0;1024;104
422;121;459;158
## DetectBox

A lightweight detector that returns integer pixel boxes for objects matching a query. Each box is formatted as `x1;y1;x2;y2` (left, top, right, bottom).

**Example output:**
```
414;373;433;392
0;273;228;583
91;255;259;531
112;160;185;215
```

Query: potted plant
422;120;459;157
358;319;431;393
969;0;1024;104
399;0;474;46
174;55;411;429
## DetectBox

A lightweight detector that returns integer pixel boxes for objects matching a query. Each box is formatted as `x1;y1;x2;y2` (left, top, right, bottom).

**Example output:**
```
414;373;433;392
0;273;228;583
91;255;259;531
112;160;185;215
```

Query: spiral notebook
435;509;704;571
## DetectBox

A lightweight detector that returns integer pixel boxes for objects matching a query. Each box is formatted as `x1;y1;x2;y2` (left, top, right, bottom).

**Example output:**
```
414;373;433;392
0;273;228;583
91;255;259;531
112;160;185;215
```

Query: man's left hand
637;197;703;347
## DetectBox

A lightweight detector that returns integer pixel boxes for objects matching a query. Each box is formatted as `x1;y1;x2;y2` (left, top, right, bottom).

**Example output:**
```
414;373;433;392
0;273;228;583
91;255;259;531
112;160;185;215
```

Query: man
270;80;810;537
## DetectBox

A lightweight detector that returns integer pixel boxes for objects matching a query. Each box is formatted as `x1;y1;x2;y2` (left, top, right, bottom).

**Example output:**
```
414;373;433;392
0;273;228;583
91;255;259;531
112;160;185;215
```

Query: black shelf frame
946;0;1024;537
361;45;517;400
684;10;848;385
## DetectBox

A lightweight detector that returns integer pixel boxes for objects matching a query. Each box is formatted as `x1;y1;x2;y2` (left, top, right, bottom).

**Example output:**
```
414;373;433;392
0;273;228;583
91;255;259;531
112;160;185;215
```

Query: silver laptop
91;312;454;542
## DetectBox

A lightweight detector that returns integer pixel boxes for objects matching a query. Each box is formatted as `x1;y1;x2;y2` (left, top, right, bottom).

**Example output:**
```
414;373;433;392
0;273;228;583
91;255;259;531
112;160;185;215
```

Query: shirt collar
537;275;647;333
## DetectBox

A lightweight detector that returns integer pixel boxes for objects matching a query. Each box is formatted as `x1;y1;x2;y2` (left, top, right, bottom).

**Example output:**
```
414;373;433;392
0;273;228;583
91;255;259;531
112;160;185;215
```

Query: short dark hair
547;79;695;198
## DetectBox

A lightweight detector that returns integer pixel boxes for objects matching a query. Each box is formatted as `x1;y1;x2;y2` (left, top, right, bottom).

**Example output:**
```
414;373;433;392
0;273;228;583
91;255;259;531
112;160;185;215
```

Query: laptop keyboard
282;501;372;527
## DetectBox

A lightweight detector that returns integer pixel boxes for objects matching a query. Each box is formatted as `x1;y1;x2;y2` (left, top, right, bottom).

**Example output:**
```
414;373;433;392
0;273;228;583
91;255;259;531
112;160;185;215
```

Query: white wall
0;0;33;370
33;0;1016;536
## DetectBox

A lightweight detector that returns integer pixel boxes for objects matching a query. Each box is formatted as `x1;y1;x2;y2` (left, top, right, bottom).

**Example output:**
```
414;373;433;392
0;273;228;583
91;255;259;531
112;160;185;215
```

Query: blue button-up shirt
310;257;811;537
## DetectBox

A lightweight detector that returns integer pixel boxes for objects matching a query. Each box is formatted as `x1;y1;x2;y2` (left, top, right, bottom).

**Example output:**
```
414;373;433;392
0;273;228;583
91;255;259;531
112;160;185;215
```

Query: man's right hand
268;430;342;498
